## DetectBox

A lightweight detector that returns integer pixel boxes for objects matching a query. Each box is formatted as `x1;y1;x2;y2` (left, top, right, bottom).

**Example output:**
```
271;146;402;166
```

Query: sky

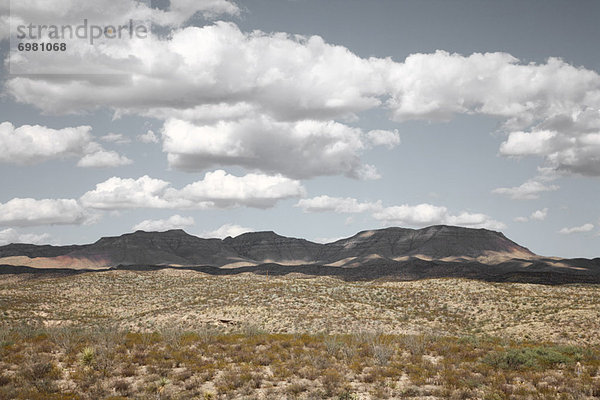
0;0;599;258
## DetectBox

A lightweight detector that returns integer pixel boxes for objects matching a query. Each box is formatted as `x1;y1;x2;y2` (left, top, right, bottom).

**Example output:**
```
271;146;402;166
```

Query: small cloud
366;129;400;149
201;223;253;239
296;196;382;214
100;133;130;145
530;208;548;221
373;204;445;227
499;130;561;157
313;236;344;244
536;166;561;182
137;130;159;144
374;204;505;230
515;208;549;222
445;212;506;230
558;223;594;235
492;180;559;200
133;215;195;232
300;195;505;230
77;150;133;168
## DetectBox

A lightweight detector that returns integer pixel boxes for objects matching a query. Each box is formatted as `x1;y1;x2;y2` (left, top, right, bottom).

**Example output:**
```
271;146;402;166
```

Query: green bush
483;345;581;370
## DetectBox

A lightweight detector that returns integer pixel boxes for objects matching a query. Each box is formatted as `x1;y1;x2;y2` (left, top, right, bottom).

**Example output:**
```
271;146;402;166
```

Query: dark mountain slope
322;225;534;260
223;231;324;263
66;229;243;266
0;243;85;258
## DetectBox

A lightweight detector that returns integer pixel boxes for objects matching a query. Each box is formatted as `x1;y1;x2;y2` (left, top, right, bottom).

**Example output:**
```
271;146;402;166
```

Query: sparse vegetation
3;325;597;398
1;270;600;398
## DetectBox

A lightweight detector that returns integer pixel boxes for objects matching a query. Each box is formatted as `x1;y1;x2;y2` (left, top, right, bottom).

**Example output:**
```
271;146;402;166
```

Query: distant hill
322;225;534;260
1;225;599;284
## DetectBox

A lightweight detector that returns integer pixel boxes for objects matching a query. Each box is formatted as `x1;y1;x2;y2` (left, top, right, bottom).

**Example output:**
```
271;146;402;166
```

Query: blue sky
0;0;599;258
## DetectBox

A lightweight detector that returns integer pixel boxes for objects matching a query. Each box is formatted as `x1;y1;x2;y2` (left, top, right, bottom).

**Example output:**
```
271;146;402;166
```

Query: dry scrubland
1;269;600;399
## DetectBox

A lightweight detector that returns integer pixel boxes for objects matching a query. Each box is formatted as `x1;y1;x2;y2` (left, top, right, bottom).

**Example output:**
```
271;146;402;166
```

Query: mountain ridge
2;225;599;285
0;225;536;267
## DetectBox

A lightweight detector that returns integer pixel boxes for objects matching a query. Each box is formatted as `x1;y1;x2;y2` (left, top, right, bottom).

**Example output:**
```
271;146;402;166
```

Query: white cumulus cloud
297;195;505;230
385;51;600;177
100;133;130;145
515;208;549;223
80;176;175;210
499;130;567;156
445;212;506;230
0;228;51;246
0;198;93;227
296;196;382;213
164;0;241;22
137;130;159;144
5;22;394;179
530;208;549;221
0;121;132;168
7;22;387;118
171;170;306;208
366;129;401;149
162;117;384;179
559;223;594;235
372;204;449;226
0;122;91;165
312;236;345;244
132;215;195;232
200;223;253;239
373;203;505;230
500;130;600;176
80;170;305;210
492;180;559;200
77;150;133;168
7;23;600;178
5;0;240;31
386;52;600;124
